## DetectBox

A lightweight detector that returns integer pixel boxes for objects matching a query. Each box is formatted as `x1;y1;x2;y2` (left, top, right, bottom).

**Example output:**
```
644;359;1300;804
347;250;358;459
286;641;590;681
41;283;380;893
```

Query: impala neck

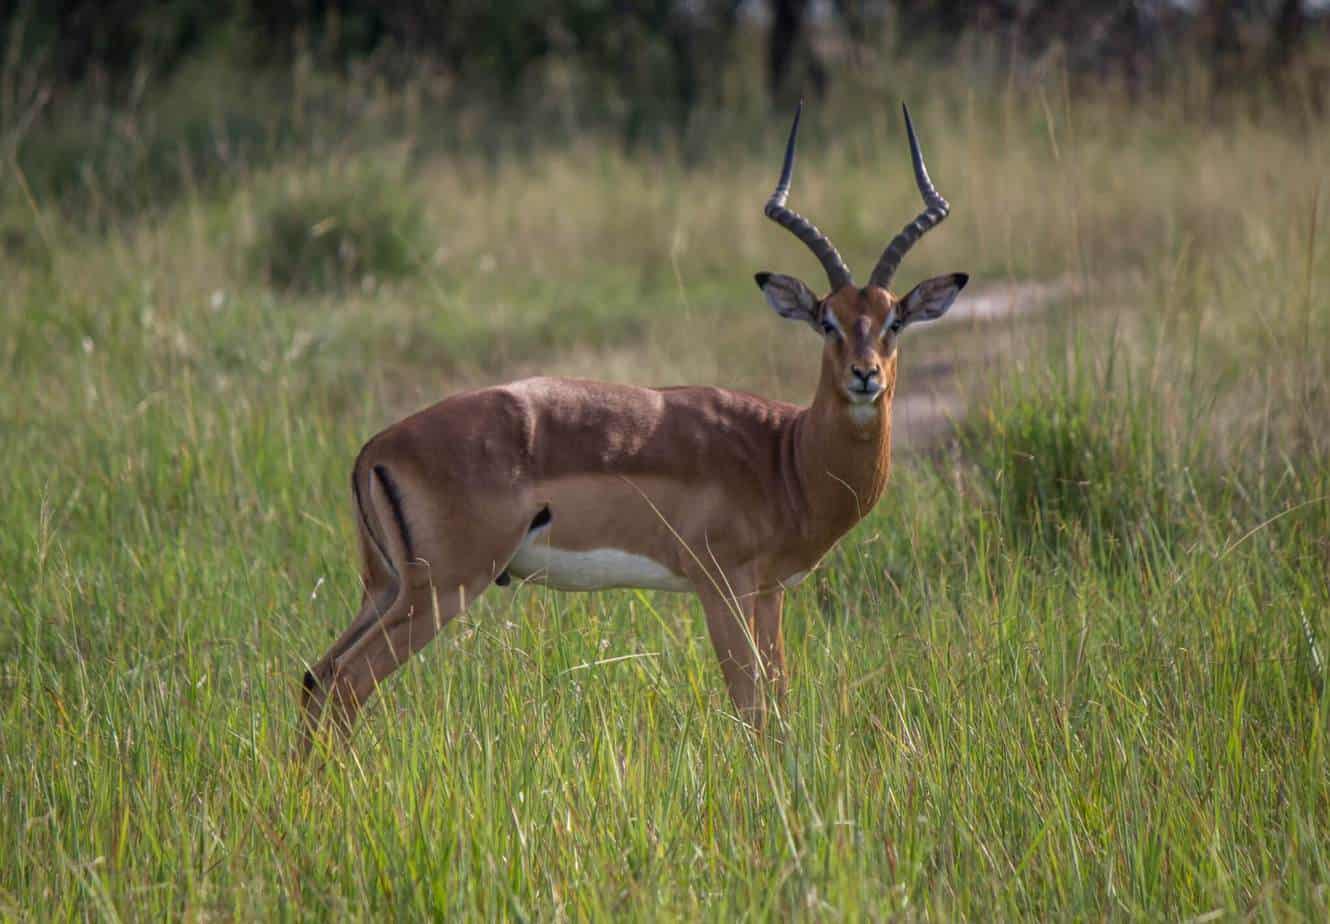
794;353;896;534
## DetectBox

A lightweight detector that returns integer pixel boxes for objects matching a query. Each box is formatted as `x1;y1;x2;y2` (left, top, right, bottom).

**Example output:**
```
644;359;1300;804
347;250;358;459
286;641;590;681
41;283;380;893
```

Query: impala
300;103;967;748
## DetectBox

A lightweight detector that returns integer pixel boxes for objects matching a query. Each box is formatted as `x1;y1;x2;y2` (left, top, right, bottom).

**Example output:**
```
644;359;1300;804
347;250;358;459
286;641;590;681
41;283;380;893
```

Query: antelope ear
897;273;968;328
755;272;820;331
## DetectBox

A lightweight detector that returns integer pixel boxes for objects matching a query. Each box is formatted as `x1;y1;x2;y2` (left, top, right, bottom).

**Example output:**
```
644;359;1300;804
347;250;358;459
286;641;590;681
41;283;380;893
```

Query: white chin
847;402;881;426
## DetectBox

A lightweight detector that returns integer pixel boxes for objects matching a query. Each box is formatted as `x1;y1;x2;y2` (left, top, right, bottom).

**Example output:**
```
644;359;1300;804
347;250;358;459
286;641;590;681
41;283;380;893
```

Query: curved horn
764;101;854;292
868;103;951;291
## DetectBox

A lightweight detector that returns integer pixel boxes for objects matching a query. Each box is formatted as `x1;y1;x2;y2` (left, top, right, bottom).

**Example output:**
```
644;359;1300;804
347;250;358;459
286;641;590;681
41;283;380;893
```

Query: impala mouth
846;382;884;404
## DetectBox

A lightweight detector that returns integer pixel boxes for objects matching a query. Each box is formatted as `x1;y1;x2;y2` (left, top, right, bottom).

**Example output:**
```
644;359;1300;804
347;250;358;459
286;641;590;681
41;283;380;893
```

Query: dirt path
877;278;1070;450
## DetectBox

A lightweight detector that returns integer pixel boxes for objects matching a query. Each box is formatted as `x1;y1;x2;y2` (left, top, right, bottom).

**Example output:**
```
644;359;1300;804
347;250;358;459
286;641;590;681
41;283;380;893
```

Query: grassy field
2;52;1329;918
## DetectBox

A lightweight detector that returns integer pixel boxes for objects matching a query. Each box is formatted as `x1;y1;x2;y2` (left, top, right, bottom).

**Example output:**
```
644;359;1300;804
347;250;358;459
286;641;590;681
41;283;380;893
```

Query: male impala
300;103;967;747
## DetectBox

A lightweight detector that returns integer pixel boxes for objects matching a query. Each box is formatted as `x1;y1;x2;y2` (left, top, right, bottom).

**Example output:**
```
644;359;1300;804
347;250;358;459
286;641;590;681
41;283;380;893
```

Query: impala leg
754;589;787;707
321;561;490;741
300;583;396;743
696;579;768;729
313;586;396;677
300;521;400;750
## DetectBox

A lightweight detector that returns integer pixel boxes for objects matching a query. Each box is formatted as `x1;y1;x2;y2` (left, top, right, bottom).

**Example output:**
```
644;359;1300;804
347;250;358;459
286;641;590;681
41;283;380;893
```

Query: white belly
780;569;810;589
507;533;691;593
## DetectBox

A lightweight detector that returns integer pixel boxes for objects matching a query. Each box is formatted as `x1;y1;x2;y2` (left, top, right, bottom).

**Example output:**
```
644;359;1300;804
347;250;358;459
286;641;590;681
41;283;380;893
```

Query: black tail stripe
373;464;415;563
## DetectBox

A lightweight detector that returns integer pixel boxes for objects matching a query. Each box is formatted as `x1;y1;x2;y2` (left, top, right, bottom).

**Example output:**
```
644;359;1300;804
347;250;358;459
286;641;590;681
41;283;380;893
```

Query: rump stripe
373;464;415;563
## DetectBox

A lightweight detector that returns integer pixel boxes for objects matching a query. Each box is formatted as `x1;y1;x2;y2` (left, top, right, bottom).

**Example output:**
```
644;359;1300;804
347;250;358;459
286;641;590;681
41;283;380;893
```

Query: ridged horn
868;103;951;291
764;101;854;292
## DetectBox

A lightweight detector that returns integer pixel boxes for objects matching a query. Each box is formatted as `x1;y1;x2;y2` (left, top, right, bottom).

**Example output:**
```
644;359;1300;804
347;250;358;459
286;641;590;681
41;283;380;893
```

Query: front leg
754;589;787;708
694;576;769;729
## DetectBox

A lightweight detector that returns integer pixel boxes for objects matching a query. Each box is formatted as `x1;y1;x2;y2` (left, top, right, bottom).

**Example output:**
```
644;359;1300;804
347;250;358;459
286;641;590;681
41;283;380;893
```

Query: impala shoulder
489;377;577;423
507;376;662;410
497;375;565;409
502;375;560;395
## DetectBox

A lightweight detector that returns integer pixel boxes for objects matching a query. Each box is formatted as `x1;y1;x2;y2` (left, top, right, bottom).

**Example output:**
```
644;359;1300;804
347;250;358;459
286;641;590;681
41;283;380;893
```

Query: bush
960;360;1193;566
248;167;430;292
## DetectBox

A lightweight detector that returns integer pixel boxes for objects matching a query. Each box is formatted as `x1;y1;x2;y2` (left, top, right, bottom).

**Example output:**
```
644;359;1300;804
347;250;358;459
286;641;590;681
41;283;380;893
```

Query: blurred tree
1269;0;1307;81
244;0;745;137
894;0;991;38
2;0;1326;120
768;0;825;103
1202;0;1245;93
1;0;226;91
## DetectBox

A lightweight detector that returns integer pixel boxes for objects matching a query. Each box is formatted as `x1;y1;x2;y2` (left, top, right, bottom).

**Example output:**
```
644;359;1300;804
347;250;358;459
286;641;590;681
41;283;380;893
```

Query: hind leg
299;581;396;749
313;498;539;746
322;560;491;738
300;453;546;753
299;523;400;751
309;584;396;683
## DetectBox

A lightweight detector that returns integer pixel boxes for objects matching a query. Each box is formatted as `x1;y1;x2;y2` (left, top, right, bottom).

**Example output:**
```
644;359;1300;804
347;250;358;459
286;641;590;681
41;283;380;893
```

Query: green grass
961;350;1197;565
2;52;1329;919
247;164;431;293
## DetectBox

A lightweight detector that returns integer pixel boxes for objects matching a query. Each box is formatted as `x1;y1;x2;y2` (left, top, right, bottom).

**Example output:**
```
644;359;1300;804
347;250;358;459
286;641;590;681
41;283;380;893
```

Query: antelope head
756;103;968;417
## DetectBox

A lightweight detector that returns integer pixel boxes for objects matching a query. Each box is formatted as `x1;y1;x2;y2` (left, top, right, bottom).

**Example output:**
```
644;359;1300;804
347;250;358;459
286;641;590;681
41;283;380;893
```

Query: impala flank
300;103;968;749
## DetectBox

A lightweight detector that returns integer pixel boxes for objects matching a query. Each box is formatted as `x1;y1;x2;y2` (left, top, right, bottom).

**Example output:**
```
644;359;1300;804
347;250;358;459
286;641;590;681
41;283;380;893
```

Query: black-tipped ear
756;272;820;331
898;272;968;328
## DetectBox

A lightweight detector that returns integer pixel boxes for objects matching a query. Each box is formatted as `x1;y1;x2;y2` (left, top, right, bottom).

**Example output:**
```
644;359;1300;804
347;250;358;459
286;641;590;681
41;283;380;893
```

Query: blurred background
6;2;1329;134
4;0;1326;437
4;2;1327;202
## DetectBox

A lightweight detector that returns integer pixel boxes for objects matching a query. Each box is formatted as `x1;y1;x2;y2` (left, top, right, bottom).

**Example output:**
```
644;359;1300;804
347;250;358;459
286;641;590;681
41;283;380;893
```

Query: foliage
247;167;430;292
961;355;1184;564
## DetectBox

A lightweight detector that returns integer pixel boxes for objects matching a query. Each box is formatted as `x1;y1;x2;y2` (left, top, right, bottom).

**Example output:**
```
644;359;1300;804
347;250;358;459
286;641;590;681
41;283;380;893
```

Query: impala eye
820;318;840;338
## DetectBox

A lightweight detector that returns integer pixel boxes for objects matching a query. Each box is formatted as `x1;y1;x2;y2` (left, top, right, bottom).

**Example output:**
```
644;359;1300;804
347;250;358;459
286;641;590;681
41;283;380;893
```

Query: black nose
851;364;879;382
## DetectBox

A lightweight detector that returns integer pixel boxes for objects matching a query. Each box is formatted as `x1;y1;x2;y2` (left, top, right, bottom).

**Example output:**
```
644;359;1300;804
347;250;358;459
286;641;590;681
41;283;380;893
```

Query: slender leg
754;589;787;707
301;584;396;720
299;453;540;757
300;504;402;751
321;561;488;739
695;577;767;729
